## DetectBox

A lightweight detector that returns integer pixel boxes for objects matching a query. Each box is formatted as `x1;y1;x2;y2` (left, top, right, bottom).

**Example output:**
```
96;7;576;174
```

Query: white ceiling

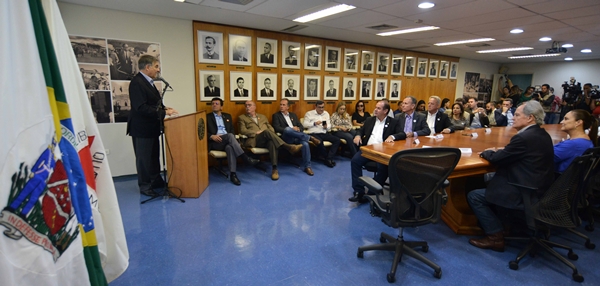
59;0;600;63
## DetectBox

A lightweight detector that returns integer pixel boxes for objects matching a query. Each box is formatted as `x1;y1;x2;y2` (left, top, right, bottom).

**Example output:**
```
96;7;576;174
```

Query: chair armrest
358;176;383;194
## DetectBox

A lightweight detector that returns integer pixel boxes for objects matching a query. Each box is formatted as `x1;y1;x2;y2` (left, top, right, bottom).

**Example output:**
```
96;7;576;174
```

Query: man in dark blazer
206;98;259;186
363;53;372;71
285;45;297;65
232;40;248;62
349;100;402;203
390;83;399;99
260;78;274;97
204;75;220;97
326;80;336;97
425;95;454;134
361;82;370;98
126;55;178;196
394;96;431;139
233;77;248;97
392;59;401;73
494;98;517;126
467;101;554;252
405;59;414;74
345;81;354;98
285;78;297;98
260;42;274;64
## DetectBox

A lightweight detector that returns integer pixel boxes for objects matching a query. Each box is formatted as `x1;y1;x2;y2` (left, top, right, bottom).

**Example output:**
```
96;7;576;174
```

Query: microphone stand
142;81;185;204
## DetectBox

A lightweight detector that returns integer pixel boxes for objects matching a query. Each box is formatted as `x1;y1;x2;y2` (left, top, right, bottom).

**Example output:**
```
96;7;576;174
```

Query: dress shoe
468;232;505;252
271;169;279;180
309;136;321;146
285;144;302;154
348;192;368;203
245;156;260;166
324;159;335;168
140;189;158;197
304;167;314;176
230;173;241;186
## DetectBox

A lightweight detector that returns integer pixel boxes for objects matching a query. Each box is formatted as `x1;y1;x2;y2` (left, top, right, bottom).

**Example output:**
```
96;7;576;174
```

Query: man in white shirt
426;95;453;135
303;100;341;167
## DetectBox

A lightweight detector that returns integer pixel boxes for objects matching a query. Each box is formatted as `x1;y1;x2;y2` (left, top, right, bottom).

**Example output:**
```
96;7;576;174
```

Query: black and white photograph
88;91;113;124
390;80;402;100
361;51;374;74
391;54;403;76
343;49;358;73
199;70;224;102
463;72;480;100
325;46;341;72
323;76;340;100
360;78;373;100
375;79;387;100
257;38;277;68
342;77;357;100
107;39;161;81
79;64;110;90
281;74;300;100
197;30;223;64
376;53;389;75
229;71;252;101
111;81;131;123
69;36;107;64
256;73;278;101
428;59;439;78
304;44;321;70
228;34;252;66
439;60;449;79
417;58;428;78
404;56;415;77
281;41;301;69
304;75;320;100
449;62;459;79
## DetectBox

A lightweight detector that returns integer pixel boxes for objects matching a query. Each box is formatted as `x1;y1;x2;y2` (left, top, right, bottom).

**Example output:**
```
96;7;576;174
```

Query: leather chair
356;147;461;283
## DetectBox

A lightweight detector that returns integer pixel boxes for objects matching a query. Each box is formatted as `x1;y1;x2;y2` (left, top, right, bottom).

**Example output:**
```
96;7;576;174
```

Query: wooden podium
164;111;209;198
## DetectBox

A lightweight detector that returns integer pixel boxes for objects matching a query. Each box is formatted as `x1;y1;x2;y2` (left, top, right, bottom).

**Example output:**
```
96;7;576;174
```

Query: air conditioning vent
281;25;308;32
366;24;398;31
466;43;490;48
219;0;254;5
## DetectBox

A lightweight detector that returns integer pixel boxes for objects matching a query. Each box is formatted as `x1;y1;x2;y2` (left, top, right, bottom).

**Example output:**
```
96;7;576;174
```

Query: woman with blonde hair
331;101;358;156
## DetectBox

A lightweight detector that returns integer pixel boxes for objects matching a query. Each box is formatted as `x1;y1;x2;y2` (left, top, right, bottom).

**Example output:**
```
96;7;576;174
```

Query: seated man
467;101;555;252
303;100;342;168
238;100;302;180
395;96;431;139
466;96;490;128
272;98;321;176
494;98;516;126
426;95;454;134
350;100;402;203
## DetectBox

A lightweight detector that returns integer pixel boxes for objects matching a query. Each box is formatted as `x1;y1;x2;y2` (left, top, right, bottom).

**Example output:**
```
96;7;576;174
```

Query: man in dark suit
349;100;403;203
117;43;133;79
467;101;554;252
429;62;437;76
204;75;220;97
307;79;318;97
392;59;401;73
284;79;297;98
202;36;219;60
425;96;454;134
206;98;259;185
285;45;297;65
394;96;431;139
233;77;248;97
126;55;178;196
376;82;385;98
390;83;399;99
495;98;517;126
260;42;274;64
361;82;370;98
418;63;426;75
232;40;248;62
326;80;336;97
440;63;448;77
450;64;457;78
346;55;356;70
405;59;414;74
307;48;319;67
363;53;372;71
327;50;338;69
377;55;387;72
260;78;274;97
345;81;354;98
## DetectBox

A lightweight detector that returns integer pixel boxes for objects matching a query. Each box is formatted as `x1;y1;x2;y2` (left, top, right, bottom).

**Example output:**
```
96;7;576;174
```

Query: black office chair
582;147;600;232
356;148;461;283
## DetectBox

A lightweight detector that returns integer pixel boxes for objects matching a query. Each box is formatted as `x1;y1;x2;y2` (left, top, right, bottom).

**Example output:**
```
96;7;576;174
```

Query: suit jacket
427;110;454;134
361;88;370;98
326;89;337;97
345;89;354;98
206;112;234;149
285;57;297;65
204;86;220;97
363;63;372;70
392;63;401;73
494;107;516;126
285;89;297;98
390;91;399;98
469;111;490;128
126;72;165;138
238;113;274;147
260;88;274;97
234;89;249;97
406;66;414;74
260;53;273;63
376;91;385;98
440;69;447;77
481;125;554;208
378;65;386;72
272;112;303;134
232;52;247;62
203;52;219;60
450;70;457;77
355;116;402;146
394;111;431;139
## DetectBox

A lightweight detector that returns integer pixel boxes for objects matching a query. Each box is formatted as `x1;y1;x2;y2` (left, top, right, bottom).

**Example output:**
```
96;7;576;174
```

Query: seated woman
554;109;598;173
449;103;469;130
440;97;450;113
331;101;358;157
351;100;370;127
416;99;426;113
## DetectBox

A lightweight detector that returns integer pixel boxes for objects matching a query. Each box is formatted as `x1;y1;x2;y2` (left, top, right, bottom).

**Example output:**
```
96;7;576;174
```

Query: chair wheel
568;251;578;260
509;261;519;270
357;250;363;258
434;269;442;279
585;225;594;232
573;273;584;283
422;245;429;253
387;273;396;283
585;241;596;249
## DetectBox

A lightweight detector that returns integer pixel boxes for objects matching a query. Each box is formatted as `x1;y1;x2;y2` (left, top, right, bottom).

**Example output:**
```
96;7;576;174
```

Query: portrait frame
324;46;341;72
199;70;225;102
359;78;373;100
389;80;402;101
404;56;416;77
228;34;252;66
256;73;278;101
343;49;359;73
304;44;322;71
342;77;357;100
229;71;252;101
323;76;340;100
376;52;390;75
417;58;428;78
428;59;439;78
361;50;374;74
439;60;449;79
256;37;278;68
374;79;387;100
197;30;224;64
281;41;301;69
390;54;403;76
281;74;300;101
449;62;459;80
304;75;321;100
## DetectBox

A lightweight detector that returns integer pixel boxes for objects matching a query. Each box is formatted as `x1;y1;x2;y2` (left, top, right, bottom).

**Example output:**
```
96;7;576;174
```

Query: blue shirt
554;138;594;173
213;112;227;135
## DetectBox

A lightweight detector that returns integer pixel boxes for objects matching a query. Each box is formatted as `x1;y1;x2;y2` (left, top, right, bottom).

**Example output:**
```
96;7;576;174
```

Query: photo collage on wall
463;71;493;103
69;35;161;124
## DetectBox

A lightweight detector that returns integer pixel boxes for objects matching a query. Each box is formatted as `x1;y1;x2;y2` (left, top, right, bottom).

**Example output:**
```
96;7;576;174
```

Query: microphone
157;77;171;87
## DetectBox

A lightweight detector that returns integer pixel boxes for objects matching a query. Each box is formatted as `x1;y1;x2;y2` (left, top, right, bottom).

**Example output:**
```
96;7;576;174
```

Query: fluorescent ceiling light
377;26;439;36
565;57;573;61
477;47;533;53
418;2;435;9
434;38;494;46
581;49;592;53
510;29;523;34
174;0;185;2
562;43;573;48
539;37;552;41
509;53;561;59
294;4;356;23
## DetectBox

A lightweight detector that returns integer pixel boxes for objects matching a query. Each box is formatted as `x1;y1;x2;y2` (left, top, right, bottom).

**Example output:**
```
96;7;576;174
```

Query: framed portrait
439;61;449;79
257;38;277;68
361;50;374;74
343;49;358;73
304;44;321;70
281;41;301;69
404;56;415;77
342;77;357;100
449;62;459;80
229;71;252;101
323;76;340;100
428;59;439;78
389;80;402;101
391;54;403;76
304;75;320;100
325;46;341;72
376;53;390;75
417;58;428;78
256;73;277;101
228;34;252;66
374;79;387;100
359;78;373;100
197;31;223;64
281;74;300;100
199;70;224;102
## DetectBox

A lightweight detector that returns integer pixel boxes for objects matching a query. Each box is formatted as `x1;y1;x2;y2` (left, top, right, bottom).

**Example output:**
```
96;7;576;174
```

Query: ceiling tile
317;10;397;29
522;0;600;14
246;0;331;18
199;0;267;12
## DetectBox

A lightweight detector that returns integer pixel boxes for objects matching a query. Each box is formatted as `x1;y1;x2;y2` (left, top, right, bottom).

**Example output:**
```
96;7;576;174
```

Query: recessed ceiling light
509;53;561;59
510;29;523;34
174;0;184;2
418;2;435;9
581;49;592;53
294;4;356;23
434;38;494;46
377;26;439;36
476;47;533;53
562;43;573;48
565;57;573;61
539;37;552;41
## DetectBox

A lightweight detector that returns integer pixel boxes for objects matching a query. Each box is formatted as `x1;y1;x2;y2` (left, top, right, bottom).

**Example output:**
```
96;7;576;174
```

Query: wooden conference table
360;124;564;235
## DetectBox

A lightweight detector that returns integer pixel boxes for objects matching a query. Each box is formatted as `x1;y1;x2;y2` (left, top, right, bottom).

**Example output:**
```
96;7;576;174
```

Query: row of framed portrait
199;70;404;102
198;30;458;78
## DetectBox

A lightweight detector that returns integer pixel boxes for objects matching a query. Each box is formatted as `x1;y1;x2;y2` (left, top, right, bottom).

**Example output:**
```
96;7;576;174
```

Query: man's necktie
405;115;412;133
